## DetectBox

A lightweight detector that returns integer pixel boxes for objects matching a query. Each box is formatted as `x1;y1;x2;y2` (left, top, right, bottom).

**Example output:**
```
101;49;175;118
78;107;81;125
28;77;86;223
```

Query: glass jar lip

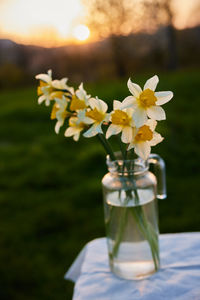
106;153;149;175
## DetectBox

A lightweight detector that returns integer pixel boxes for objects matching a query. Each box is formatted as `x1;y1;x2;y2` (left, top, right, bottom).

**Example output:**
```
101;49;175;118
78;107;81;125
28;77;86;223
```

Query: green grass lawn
0;70;200;299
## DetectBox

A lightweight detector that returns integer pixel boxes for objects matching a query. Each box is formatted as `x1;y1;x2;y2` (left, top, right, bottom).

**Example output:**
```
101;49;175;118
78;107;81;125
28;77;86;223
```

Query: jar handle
148;154;167;200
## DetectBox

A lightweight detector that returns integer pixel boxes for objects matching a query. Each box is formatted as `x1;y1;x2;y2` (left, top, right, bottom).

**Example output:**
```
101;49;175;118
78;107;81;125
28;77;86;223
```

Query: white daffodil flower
106;100;135;143
35;70;54;106
83;97;109;138
128;119;164;160
51;96;69;134
64;110;88;141
122;75;173;127
70;83;91;112
36;70;73;106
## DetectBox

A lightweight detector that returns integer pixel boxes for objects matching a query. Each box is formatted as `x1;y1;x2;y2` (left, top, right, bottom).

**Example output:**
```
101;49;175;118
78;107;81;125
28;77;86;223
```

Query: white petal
113;100;122;110
121;96;137;110
97;123;103;134
73;132;80;141
38;95;46;104
104;113;110;122
65;127;80;137
98;99;108;113
126;108;134;119
77;110;85;120
35;74;51;84
144;75;159;91
149;132;164;146
128;78;142;97
47;69;52;78
88;98;97;110
127;142;135;151
83;116;94;124
89;98;107;112
135;142;151;160
76;90;84;100
55;121;63;134
155;91;173;105
83;124;99;138
121;127;133;143
52;79;68;89
78;82;84;90
106;124;121;139
146;119;157;131
60;77;68;85
147;106;166;120
76;83;90;101
45;99;50;106
133;107;148;127
51;80;60;89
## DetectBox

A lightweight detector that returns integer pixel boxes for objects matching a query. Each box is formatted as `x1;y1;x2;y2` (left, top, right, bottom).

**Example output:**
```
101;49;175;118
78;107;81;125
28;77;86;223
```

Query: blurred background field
0;0;200;299
0;70;200;299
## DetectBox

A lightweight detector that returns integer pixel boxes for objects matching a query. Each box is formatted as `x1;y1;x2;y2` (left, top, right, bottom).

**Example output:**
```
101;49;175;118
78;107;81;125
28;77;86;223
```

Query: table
65;233;200;300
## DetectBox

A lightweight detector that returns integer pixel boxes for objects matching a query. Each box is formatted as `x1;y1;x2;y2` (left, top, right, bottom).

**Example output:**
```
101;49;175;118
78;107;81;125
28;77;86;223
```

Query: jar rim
106;153;149;175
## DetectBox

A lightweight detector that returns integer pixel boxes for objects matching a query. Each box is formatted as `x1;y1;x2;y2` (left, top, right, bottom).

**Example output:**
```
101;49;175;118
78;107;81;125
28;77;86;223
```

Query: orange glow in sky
0;0;199;47
0;0;88;46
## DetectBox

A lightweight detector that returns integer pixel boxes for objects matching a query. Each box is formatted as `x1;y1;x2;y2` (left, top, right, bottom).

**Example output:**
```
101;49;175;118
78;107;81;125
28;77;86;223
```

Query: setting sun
0;0;87;46
73;25;90;41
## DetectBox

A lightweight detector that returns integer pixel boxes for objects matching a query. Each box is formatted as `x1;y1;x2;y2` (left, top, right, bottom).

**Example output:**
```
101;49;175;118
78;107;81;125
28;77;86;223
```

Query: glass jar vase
102;153;166;280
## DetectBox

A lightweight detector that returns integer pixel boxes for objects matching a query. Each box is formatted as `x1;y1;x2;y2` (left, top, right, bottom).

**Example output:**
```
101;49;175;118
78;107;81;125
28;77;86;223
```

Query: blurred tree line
0;0;199;88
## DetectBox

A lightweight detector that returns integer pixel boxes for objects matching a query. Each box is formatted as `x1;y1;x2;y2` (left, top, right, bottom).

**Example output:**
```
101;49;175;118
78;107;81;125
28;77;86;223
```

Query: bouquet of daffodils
36;70;173;161
35;70;173;274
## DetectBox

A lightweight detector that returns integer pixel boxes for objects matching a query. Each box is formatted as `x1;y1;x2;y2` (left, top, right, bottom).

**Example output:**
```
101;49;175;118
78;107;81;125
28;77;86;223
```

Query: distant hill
0;26;199;85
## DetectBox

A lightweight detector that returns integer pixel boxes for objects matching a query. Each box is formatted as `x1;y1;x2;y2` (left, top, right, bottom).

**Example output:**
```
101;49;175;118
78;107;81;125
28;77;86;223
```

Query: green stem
130;206;159;270
117;135;126;160
111;207;128;258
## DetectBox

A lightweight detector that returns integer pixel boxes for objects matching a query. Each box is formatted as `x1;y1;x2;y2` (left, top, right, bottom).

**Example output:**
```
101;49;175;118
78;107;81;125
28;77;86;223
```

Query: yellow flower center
51;103;59;119
37;86;43;96
135;125;153;142
111;110;130;126
51;103;70;120
69;118;76;127
37;81;47;95
61;111;69;120
70;95;87;111
138;89;157;108
69;119;86;129
86;108;105;123
50;91;64;100
38;80;54;95
79;122;87;129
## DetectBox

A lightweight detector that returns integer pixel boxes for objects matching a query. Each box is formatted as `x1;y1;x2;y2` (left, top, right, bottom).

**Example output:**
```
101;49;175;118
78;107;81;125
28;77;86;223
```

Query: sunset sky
0;0;199;47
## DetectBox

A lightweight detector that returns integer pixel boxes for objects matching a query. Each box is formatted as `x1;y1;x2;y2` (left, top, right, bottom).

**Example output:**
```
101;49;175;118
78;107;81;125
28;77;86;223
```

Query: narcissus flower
128;119;163;160
51;96;70;134
83;98;109;137
64;110;88;141
123;75;173;127
106;100;135;143
36;70;72;106
70;83;90;111
36;70;54;106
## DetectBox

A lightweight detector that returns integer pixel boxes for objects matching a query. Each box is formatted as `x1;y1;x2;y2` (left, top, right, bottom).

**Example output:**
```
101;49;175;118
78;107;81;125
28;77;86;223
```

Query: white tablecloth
65;233;200;300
